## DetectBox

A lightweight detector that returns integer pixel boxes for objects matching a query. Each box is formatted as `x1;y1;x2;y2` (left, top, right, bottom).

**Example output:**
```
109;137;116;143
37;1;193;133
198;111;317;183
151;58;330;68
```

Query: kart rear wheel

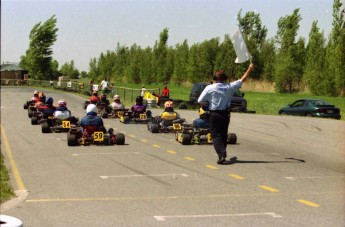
24;103;28;109
101;112;108;118
227;133;237;144
181;133;192;145
123;116;130;124
115;133;125;145
31;116;38;125
41;122;51;133
28;110;33;118
150;123;160;133
67;132;78;146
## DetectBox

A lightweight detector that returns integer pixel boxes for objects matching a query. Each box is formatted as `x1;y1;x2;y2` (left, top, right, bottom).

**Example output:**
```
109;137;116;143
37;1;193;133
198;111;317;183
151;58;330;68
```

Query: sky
1;0;336;72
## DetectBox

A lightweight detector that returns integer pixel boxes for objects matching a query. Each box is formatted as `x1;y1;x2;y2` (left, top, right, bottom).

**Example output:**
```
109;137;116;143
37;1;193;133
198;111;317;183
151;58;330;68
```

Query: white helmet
113;95;120;100
58;99;67;107
86;104;98;114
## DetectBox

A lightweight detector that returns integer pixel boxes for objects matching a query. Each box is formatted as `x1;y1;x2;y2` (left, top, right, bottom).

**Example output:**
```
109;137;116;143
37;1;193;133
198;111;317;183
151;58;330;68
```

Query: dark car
189;82;252;113
278;99;341;120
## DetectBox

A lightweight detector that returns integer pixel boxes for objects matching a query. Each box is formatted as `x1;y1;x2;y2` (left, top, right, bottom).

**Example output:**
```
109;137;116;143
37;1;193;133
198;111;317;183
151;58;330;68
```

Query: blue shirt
197;80;242;110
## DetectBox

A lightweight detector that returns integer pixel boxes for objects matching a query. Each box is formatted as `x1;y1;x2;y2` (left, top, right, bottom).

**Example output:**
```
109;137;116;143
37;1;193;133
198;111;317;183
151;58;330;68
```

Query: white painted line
285;176;345;180
154;212;282;221
72;152;140;156
100;173;189;179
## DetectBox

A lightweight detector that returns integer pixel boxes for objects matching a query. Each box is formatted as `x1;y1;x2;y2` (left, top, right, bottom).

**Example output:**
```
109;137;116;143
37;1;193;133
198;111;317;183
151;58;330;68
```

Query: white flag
231;26;251;63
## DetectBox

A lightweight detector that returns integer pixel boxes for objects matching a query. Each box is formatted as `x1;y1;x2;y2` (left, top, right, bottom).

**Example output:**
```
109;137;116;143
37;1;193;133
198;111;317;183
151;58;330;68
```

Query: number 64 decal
94;132;104;141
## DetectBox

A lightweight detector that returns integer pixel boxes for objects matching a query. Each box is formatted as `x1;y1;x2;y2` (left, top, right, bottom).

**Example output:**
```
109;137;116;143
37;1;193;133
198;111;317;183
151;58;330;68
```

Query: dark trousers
209;111;230;158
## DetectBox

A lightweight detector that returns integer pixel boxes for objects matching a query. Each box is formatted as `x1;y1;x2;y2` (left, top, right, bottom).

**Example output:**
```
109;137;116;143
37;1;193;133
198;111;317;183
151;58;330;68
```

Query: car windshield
310;100;331;106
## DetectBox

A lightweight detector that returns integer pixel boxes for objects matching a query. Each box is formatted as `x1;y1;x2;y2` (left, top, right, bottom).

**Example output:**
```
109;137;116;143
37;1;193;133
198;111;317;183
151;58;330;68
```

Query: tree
152;28;169;83
60;60;79;79
19;15;58;80
172;40;189;86
273;9;303;93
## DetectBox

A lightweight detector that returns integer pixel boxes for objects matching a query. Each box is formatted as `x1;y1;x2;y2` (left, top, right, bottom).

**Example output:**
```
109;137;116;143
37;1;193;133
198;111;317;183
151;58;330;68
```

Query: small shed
0;63;28;80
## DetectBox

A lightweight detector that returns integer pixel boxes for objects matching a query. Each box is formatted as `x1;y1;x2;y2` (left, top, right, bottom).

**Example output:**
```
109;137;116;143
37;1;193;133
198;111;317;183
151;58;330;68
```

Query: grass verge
0;150;15;203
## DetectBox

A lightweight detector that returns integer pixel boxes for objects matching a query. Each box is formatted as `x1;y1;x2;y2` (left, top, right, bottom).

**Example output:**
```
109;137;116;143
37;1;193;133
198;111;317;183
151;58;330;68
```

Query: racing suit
90;96;100;104
54;106;71;120
80;112;106;133
131;104;146;118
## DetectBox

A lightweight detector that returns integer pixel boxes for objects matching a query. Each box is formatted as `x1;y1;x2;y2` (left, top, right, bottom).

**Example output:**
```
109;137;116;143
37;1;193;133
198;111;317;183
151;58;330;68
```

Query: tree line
20;0;345;96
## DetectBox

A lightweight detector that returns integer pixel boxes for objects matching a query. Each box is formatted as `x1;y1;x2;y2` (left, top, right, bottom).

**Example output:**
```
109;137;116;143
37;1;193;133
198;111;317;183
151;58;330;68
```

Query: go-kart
119;110;152;124
30;108;46;125
26;101;38;118
67;125;125;146
147;117;186;133
109;108;130;118
175;124;237;145
41;116;79;133
83;100;91;109
97;102;111;118
24;100;35;110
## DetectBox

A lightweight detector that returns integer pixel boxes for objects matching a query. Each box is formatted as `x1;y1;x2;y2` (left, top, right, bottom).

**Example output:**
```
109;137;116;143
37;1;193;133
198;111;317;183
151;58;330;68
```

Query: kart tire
24;103;28;109
31;116;38;125
181;133;192;145
123;116;130;124
150;123;160;133
28;110;33;118
67;132;78;146
115;133;125;145
227;133;237;144
104;137;111;146
41;122;51;133
102;112;108;118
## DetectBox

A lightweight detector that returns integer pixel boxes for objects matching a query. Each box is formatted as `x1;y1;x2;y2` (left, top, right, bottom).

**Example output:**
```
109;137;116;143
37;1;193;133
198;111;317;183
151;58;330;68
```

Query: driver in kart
54;99;71;120
41;97;56;115
99;94;110;106
158;101;182;127
80;104;106;133
131;96;147;116
110;95;125;110
89;91;100;104
31;90;40;103
193;103;210;130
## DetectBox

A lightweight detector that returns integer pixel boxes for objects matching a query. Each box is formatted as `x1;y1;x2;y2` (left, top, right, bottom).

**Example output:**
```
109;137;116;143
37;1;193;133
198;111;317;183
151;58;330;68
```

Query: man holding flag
197;26;254;165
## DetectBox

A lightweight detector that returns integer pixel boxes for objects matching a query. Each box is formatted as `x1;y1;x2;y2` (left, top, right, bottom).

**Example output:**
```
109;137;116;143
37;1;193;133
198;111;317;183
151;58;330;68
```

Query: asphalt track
1;86;345;227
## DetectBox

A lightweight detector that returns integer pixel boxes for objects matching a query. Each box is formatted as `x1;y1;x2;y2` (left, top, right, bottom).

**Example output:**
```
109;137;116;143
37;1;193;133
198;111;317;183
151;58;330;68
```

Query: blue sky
1;0;335;72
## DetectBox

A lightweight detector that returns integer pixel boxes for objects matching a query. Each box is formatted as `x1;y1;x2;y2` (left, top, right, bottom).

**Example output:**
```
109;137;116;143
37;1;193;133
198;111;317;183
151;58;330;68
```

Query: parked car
278;99;341;120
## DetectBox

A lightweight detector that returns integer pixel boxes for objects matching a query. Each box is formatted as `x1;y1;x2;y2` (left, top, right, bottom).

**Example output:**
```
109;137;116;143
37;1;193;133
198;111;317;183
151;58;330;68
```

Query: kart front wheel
150;123;160;133
67;132;78;146
41;122;51;133
181;133;192;145
31;116;39;125
227;133;237;144
24;103;28;109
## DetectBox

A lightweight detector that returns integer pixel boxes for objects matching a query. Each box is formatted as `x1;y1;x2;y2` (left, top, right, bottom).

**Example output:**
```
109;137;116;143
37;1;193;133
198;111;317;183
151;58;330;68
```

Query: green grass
0;151;15;203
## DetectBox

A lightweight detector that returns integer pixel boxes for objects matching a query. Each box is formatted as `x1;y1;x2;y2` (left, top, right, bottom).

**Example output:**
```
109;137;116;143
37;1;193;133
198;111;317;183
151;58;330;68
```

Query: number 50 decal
94;132;104;141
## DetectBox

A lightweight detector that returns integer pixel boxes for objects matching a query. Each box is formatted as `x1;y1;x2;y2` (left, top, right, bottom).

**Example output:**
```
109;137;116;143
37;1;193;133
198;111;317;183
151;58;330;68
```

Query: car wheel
181;133;192;145
41;122;50;133
115;133;125;145
67;132;78;146
227;133;237;144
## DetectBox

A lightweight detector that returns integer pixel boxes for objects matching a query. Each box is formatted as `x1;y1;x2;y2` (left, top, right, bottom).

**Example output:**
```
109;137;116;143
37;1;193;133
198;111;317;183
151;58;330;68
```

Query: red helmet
164;101;173;108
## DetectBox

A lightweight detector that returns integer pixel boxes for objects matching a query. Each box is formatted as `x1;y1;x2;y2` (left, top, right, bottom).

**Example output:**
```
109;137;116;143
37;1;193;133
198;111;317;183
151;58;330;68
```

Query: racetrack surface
1;87;344;226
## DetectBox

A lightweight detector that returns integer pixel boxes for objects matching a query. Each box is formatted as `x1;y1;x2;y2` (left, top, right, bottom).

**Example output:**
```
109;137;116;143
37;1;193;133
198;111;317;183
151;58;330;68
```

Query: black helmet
136;96;143;104
46;97;53;105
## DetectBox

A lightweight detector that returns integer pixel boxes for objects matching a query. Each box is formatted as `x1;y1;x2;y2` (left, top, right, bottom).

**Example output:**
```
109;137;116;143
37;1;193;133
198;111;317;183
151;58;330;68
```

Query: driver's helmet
33;90;39;97
113;95;120;101
101;94;107;101
92;91;98;96
58;99;67;107
164;101;173;108
136;96;143;105
45;97;54;105
86;104;98;114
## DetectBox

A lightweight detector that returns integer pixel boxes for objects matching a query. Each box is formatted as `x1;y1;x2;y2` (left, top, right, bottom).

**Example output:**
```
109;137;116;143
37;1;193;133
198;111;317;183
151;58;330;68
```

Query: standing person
101;77;109;90
89;80;94;93
198;64;254;165
161;85;170;98
140;85;146;97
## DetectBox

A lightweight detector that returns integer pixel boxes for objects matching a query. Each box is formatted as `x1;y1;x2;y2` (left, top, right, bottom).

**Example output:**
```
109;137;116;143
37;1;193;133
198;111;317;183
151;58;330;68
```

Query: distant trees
20;15;58;80
60;60;79;79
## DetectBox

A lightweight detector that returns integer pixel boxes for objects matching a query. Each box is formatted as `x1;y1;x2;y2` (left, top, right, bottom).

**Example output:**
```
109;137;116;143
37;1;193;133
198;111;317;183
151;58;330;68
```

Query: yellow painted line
184;157;195;161
259;185;279;192
129;134;136;138
140;139;147;143
152;144;161;148
297;200;320;207
166;150;176;154
228;174;245;180
1;124;26;190
205;165;218;170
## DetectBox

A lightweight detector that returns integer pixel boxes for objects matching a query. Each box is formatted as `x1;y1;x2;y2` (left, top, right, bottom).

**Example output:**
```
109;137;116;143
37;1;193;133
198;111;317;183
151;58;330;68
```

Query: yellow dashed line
297;200;320;207
259;185;279;192
205;165;218;170
228;174;245;180
166;150;176;154
152;144;161;148
140;139;147;143
129;134;136;138
184;157;195;161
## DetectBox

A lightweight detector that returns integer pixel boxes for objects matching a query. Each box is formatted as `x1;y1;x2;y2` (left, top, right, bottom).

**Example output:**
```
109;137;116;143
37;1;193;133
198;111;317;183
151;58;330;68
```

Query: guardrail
1;79;160;104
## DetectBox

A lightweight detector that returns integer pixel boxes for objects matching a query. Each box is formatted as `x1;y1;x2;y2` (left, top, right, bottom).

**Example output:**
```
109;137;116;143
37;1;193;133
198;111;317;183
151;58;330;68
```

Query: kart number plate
62;121;71;128
140;114;147;120
173;123;181;130
94;132;104;141
118;111;124;117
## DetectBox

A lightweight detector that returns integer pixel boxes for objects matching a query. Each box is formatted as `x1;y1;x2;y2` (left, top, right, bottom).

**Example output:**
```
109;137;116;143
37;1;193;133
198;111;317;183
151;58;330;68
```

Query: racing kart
119;110;152;124
67;125;125;146
24;100;35;110
41;116;79;133
97;102;111;118
109;108;130;118
175;124;237;145
26;101;38;118
30;108;46;125
147;117;186;133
